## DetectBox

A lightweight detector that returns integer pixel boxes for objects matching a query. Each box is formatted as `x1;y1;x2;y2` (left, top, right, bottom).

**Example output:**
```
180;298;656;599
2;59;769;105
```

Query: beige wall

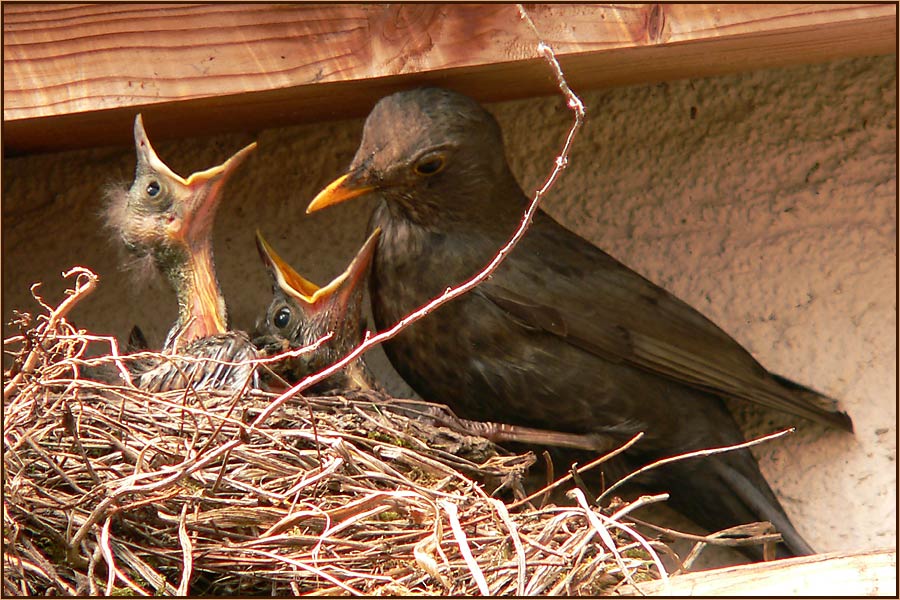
3;55;895;561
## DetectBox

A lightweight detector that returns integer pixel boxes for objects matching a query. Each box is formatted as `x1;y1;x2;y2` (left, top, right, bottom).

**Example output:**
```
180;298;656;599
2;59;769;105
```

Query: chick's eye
146;181;161;197
273;307;291;329
414;155;445;176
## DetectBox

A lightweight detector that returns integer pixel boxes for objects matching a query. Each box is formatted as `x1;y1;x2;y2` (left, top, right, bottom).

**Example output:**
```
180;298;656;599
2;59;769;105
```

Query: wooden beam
3;3;895;155
616;548;896;596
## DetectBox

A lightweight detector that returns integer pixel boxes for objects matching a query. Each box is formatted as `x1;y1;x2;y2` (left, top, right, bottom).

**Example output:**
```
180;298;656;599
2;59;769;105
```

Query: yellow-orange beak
256;228;381;313
179;142;257;238
184;141;257;189
133;114;257;193
332;227;381;301
255;230;321;302
178;140;256;343
306;173;374;214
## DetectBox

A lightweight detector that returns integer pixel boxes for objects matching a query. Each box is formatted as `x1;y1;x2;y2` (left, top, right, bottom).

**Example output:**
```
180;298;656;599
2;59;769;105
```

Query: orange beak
306;172;375;214
256;228;381;313
255;231;321;301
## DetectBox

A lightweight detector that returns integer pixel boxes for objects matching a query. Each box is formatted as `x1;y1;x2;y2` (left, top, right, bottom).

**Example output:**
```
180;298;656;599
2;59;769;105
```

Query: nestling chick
252;229;380;394
252;229;616;455
104;115;259;392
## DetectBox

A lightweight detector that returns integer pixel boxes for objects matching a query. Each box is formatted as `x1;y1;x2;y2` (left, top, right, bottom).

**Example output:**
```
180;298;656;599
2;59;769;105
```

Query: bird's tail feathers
711;459;815;557
769;373;854;433
127;325;150;352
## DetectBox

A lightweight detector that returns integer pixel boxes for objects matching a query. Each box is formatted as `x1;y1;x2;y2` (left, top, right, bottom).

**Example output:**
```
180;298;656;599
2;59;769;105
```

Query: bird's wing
479;211;852;431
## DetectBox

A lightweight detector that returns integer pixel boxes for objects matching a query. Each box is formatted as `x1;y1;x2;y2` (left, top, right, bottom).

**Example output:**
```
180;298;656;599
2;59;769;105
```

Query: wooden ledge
616;548;897;596
3;3;896;155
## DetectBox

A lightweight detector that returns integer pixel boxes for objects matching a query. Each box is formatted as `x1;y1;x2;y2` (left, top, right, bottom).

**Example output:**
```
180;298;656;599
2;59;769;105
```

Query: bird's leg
379;398;615;453
464;420;617;454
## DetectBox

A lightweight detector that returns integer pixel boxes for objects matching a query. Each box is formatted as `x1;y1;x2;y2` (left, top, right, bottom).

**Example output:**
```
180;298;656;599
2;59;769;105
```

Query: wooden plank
616;548;896;596
3;3;895;154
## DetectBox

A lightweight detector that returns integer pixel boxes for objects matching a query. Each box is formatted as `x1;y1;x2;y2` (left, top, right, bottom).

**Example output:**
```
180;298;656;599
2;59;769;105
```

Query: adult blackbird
306;87;853;558
105;115;259;392
253;229;381;394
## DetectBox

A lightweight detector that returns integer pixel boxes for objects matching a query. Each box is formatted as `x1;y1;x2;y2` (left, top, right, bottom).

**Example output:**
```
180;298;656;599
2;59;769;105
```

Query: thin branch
609;493;670;521
597;428;794;504
568;488;642;590
176;504;193;596
570;490;671;589
489;498;527;596
100;518;116;596
628;515;784;550
507;432;644;511
241;549;364;596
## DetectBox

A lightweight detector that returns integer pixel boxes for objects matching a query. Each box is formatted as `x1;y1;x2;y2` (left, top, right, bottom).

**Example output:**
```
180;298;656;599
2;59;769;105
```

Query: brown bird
305;87;853;559
252;229;381;394
105;115;259;392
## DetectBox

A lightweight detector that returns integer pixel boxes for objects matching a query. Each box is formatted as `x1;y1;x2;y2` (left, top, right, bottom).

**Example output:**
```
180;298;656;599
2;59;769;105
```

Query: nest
3;268;676;596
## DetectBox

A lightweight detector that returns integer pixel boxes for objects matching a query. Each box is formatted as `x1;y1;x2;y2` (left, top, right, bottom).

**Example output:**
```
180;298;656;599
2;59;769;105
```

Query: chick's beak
306;172;375;214
334;228;381;300
316;227;381;323
173;142;256;340
255;230;321;301
134;114;183;188
133;113;256;244
178;141;257;242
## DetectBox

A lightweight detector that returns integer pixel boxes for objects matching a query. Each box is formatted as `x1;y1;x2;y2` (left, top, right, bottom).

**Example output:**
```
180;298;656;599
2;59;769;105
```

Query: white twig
241;549;364;596
568;488;639;589
598;428;794;503
176;504;193;596
100;518;116;596
489;498;527;595
575;491;671;590
609;493;670;521
440;500;490;595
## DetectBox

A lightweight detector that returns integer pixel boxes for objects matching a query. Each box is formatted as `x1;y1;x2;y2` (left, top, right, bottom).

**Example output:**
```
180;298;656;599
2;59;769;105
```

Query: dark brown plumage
306;87;853;559
104;115;259;392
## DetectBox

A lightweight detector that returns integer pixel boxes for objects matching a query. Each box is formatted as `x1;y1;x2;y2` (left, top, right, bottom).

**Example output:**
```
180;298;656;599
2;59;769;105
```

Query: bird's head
105;114;256;272
306;88;524;229
253;228;381;374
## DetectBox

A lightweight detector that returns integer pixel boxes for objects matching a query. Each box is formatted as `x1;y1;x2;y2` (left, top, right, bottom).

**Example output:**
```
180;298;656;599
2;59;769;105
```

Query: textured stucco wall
3;55;895;564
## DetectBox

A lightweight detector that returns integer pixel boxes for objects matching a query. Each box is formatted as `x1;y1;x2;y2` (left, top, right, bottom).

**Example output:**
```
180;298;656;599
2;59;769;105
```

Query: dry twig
4;276;664;594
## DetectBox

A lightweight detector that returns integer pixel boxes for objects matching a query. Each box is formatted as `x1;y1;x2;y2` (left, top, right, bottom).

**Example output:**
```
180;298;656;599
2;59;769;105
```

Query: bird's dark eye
414;155;445;176
146;181;161;197
273;307;291;329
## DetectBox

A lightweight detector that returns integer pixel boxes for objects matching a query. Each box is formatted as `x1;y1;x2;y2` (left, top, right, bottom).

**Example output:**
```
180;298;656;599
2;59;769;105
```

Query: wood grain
3;3;895;154
616;548;896;596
